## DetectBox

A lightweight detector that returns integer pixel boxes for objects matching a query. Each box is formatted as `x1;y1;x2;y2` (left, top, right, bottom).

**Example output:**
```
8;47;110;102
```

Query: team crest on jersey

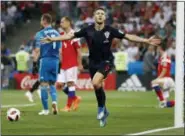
104;31;110;43
104;31;110;39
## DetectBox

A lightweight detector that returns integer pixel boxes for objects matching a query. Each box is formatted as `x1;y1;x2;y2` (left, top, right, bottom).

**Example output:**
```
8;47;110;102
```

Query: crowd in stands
55;1;176;62
1;1;177;88
1;1;55;43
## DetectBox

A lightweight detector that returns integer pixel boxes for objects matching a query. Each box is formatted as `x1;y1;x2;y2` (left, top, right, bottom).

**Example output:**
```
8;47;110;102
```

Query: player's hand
146;36;161;46
41;36;53;43
78;64;84;72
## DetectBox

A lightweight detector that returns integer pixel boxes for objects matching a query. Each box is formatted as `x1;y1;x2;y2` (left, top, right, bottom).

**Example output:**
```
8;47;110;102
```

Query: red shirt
60;31;80;70
158;53;171;77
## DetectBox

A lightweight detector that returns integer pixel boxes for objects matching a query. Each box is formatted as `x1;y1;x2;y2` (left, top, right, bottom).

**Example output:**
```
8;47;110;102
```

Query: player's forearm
125;34;149;44
51;35;74;42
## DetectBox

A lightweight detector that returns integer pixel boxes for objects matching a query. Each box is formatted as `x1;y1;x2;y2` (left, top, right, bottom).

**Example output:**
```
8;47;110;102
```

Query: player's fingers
150;38;161;42
149;42;158;46
41;38;49;43
149;35;156;40
150;39;161;45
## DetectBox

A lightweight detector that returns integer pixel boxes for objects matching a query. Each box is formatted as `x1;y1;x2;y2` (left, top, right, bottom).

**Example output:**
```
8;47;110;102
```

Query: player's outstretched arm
124;34;161;46
42;33;75;43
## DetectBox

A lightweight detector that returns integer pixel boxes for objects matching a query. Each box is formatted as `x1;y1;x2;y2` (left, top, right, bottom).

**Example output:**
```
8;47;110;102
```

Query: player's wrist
142;38;149;44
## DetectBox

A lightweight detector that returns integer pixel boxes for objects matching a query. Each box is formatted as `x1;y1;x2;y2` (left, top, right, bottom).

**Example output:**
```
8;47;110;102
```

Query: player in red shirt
151;40;175;108
57;17;83;112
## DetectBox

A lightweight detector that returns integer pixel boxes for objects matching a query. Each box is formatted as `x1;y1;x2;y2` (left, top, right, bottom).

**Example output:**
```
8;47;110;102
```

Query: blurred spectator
19;1;32;23
7;2;17;18
1;21;6;42
75;14;85;30
76;1;88;15
1;43;11;87
41;1;52;14
59;1;70;17
143;45;156;75
1;43;11;57
2;1;177;78
15;45;30;73
84;7;94;25
125;43;139;62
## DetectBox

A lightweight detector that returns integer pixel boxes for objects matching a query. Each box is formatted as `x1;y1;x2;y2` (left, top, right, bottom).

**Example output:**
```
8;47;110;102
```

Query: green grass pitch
1;90;184;135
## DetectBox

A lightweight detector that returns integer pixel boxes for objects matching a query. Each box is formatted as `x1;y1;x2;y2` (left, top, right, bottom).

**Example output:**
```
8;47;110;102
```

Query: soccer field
1;90;183;135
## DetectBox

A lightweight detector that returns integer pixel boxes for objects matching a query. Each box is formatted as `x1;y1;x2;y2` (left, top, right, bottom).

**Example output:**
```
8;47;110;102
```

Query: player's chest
87;30;112;44
62;41;73;49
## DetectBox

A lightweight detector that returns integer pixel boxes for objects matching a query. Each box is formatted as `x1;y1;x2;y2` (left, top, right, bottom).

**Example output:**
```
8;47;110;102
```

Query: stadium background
1;1;176;91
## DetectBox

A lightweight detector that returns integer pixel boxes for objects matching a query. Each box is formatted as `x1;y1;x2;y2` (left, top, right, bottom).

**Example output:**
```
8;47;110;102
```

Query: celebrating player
42;8;161;127
57;16;82;112
151;39;175;108
35;13;61;115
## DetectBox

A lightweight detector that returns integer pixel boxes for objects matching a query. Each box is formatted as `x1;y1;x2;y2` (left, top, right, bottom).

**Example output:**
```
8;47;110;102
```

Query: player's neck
64;27;72;34
95;23;105;31
43;24;51;28
160;51;165;56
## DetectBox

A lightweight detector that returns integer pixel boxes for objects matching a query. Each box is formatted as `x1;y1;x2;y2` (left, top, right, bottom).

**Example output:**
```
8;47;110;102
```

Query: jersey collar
44;25;52;29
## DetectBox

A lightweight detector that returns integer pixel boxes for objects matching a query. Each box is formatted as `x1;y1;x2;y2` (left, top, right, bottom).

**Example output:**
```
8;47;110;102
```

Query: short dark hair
94;7;105;13
63;16;73;26
160;38;168;51
42;13;52;24
154;35;167;51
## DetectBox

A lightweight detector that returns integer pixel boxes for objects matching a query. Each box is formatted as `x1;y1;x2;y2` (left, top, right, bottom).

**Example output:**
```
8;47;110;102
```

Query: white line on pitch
84;104;157;108
1;103;36;108
126;125;184;135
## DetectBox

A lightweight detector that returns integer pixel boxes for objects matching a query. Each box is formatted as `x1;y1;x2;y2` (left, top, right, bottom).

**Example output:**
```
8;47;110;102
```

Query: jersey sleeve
72;38;80;49
74;28;86;38
110;27;125;39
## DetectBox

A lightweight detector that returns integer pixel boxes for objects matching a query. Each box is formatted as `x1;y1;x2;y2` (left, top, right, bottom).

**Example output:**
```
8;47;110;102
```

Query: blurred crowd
1;1;55;43
1;1;33;42
55;1;176;62
1;1;178;88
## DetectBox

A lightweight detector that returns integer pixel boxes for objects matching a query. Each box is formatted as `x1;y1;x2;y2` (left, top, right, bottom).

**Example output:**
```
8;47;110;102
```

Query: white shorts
57;67;78;84
158;77;175;90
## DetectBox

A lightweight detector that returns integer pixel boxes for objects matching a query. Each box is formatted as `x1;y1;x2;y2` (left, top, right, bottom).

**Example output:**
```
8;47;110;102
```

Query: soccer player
34;13;61;115
57;16;82;112
151;39;175;108
43;8;161;126
25;49;41;102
